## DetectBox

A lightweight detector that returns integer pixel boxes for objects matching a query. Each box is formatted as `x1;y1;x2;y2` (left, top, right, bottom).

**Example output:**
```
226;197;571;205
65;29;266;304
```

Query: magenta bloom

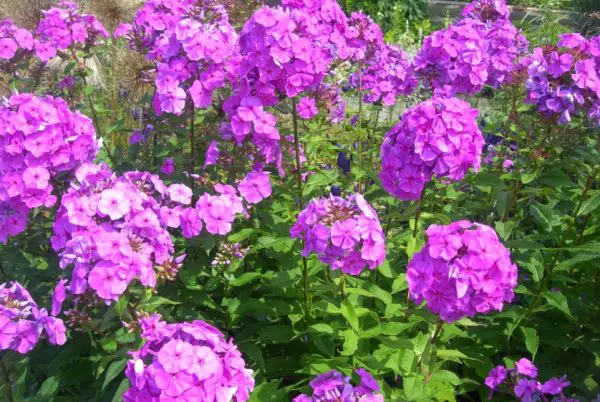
0;94;98;243
514;379;541;402
237;171;272;204
34;1;108;62
515;358;538;378
0;20;34;62
380;97;484;201
0;281;66;354
293;368;383;401
525;33;600;125
51;279;68;316
291;194;386;276
123;315;254;402
415;19;489;96
541;376;570;395
407;221;518;322
52;166;190;303
161;158;175;176
297;97;319;120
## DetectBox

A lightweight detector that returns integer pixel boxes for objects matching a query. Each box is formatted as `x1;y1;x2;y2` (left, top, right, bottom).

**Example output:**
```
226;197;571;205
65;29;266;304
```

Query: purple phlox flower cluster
406;221;518;322
119;0;238;115
51;164;191;303
459;2;529;90
290;194;386;276
211;242;249;267
0;93;98;243
222;94;281;169
353;43;418;106
0;19;34;63
380;97;484;201
297;97;319;119
281;0;351;61
524;33;600;125
0;281;66;354
222;3;338;169
293;369;384;402
461;0;510;23
485;358;577;402
415;18;490;96
34;1;109;62
124;315;254;401
161;158;175;175
345;12;383;63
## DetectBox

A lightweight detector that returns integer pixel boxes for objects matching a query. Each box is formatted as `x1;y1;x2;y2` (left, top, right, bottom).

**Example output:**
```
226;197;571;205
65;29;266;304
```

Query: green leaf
495;221;515;241
257;325;295;343
341;300;360;334
520;327;539;360
578;193;600;216
378;259;393;278
231;272;263;287
555;253;600;272
309;323;334;335
35;376;60;399
530;204;552;232
340;329;358;356
520;170;538;184
228;228;257;242
142;296;181;311
506;239;545;250
111;379;130;402
539;169;574;187
544;291;572;318
102;359;127;392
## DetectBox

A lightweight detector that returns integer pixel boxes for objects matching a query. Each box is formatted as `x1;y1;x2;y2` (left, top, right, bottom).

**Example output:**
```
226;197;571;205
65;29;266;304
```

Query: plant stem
0;354;13;402
189;109;196;193
291;98;310;326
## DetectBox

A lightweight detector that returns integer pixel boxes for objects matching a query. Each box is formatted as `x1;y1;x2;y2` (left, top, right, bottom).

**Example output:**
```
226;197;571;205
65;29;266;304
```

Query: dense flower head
461;0;510;23
352;43;417;106
121;0;238;115
485;358;575;401
34;1;109;62
0;19;34;64
415;19;490;96
281;0;350;60
124;315;254;401
290;194;386;276
51;164;190;302
0;93;98;243
293;369;383;401
0;281;66;354
406;221;518;322
345;12;384;63
524;33;600;125
380;97;484;201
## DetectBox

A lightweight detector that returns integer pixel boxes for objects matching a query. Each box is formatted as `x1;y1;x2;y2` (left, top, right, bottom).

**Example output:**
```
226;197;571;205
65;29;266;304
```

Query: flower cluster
124;315;254;401
353;44;417;106
415;19;489;96
0;20;34;63
346;13;417;105
406;221;518;322
293;369;383;402
485;358;575;401
34;1;109;62
479;19;529;88
461;0;510;22
380;97;484;201
119;0;238;115
51;164;190;302
0;94;98;243
290;194;386;276
525;33;600;125
0;281;66;354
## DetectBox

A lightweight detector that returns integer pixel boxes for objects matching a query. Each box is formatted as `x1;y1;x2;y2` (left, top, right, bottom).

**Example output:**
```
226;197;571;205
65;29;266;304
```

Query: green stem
417;321;444;370
0;354;13;402
189;109;196;193
292;99;310;326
